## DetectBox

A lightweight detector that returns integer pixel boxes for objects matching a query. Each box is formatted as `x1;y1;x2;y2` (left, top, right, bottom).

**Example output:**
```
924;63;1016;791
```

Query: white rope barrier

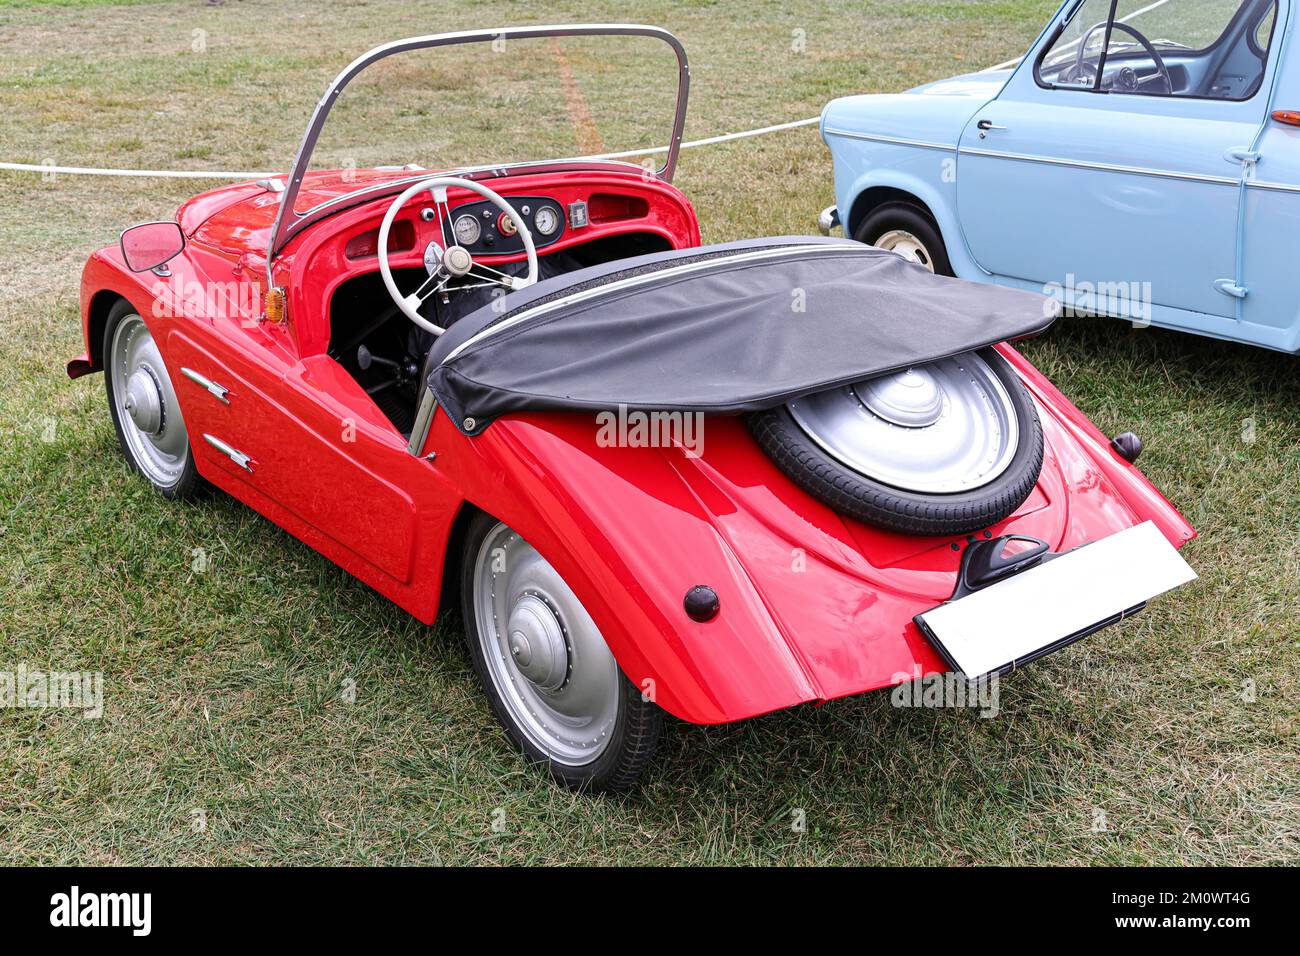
0;117;823;182
14;7;1176;185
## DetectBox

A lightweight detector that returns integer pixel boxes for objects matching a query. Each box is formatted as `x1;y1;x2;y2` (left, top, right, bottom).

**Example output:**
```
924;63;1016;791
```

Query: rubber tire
748;348;1043;536
856;201;954;277
103;300;204;500
459;511;662;793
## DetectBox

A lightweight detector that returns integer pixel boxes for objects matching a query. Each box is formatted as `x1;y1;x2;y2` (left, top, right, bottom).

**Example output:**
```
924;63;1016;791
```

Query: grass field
1;0;1296;866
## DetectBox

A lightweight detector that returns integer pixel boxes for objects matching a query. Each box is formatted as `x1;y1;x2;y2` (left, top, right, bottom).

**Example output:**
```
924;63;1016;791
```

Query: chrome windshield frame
266;24;691;285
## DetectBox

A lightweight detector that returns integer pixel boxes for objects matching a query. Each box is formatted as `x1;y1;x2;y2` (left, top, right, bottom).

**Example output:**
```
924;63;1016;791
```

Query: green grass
0;0;166;9
1;0;1296;866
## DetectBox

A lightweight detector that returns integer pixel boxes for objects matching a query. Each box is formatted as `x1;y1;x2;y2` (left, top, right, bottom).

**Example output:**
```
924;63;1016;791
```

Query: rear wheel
460;512;661;792
103;300;203;499
856;201;953;277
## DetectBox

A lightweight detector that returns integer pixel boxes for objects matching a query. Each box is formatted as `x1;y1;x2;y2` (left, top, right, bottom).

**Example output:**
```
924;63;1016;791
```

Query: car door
956;0;1281;324
160;264;440;608
1239;1;1300;352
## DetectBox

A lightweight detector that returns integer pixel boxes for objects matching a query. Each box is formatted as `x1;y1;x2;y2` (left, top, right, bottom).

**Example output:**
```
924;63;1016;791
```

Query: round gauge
453;214;481;246
497;211;518;237
533;206;560;237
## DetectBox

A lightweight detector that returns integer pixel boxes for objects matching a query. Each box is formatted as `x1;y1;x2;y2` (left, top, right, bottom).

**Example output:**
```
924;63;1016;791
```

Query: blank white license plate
915;521;1196;681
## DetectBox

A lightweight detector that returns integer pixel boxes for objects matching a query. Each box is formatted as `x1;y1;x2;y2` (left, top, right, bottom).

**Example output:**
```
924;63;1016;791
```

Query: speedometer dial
533;206;560;237
453;214;481;245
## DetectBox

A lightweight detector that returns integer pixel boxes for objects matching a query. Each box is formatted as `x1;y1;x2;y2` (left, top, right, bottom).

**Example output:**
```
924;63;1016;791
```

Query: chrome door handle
181;367;231;404
977;119;1008;138
202;434;255;472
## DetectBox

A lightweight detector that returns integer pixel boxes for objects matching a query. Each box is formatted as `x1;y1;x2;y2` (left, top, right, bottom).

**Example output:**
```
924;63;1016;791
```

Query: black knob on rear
1111;431;1143;463
684;585;720;622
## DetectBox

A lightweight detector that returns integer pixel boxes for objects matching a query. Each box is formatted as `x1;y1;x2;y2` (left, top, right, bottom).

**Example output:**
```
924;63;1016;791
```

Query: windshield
290;29;686;218
1036;0;1277;97
1040;0;1212;73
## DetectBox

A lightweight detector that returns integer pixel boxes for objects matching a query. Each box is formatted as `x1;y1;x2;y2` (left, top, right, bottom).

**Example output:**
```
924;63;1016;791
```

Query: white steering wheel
377;176;539;336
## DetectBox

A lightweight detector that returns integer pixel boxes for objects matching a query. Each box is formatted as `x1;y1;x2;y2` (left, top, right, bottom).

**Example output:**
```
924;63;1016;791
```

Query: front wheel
460;512;661;793
855;201;954;277
103;300;203;499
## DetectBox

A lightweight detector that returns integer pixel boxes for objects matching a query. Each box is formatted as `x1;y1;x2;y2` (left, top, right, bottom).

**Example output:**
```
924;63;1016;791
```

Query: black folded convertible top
426;236;1059;435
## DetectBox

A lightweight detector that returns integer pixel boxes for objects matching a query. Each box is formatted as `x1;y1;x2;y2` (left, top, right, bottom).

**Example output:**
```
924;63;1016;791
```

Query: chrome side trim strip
407;389;439;457
958;146;1241;188
828;131;1300;193
441;243;865;364
1248;179;1300;194
202;434;254;472
822;127;957;152
180;367;230;404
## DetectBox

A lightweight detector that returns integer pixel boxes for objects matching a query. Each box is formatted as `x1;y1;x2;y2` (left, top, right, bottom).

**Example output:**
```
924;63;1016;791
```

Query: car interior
1036;0;1278;100
325;190;672;436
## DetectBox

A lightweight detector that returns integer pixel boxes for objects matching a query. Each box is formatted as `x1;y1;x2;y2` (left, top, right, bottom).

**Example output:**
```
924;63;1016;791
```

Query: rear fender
435;344;1193;725
995;343;1195;547
430;411;823;725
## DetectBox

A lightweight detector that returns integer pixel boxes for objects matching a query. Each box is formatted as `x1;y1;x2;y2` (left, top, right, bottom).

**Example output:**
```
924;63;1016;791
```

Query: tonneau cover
426;236;1058;434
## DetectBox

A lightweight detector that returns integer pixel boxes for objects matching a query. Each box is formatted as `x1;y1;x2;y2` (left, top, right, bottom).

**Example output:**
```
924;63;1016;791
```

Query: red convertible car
68;26;1196;792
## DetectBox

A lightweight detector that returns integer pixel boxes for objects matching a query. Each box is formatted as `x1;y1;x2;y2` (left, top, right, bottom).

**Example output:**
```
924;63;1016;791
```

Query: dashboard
335;181;672;276
441;195;571;257
311;168;702;371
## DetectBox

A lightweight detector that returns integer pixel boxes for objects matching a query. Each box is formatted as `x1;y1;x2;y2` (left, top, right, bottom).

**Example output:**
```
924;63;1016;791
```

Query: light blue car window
1036;0;1278;100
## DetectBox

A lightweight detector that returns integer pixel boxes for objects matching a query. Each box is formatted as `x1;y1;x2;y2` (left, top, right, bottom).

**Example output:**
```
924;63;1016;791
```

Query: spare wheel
748;347;1043;536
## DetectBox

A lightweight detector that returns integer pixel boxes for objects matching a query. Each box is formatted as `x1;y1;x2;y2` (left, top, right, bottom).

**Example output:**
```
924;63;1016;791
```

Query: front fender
837;162;979;275
822;82;1005;277
75;247;162;375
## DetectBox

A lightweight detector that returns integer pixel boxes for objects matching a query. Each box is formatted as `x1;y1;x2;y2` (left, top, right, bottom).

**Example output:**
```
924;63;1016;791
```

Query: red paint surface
74;166;1193;724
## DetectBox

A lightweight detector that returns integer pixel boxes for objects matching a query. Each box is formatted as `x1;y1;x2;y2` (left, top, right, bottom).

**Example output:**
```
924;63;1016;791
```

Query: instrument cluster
442;195;570;257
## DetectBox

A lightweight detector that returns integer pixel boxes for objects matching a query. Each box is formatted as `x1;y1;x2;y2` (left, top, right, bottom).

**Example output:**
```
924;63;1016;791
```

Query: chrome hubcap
874;229;934;272
855;367;943;427
507;594;570;691
123;368;164;434
474;522;619;766
110;314;189;487
788;352;1019;494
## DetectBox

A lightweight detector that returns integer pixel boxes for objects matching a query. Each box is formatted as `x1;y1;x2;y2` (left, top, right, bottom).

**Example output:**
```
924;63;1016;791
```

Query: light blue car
820;0;1299;353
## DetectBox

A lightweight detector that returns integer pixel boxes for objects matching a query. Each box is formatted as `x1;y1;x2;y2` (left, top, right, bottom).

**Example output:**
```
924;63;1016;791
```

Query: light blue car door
1240;2;1300;352
955;0;1282;330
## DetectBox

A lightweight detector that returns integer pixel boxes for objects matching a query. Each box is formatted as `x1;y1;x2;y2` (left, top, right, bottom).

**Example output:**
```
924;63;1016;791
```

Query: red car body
69;23;1194;729
70;157;1193;724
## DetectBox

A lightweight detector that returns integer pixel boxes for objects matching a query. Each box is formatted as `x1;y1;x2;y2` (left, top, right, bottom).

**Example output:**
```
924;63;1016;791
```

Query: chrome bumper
817;205;840;236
